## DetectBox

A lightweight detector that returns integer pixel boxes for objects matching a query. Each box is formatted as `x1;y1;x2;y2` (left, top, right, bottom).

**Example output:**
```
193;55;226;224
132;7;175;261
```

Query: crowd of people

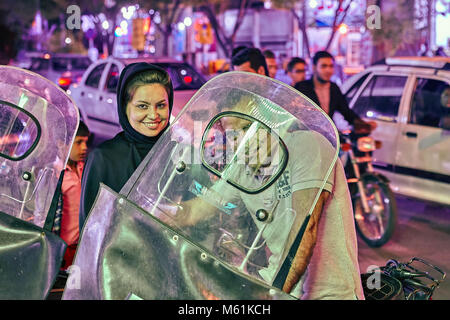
53;46;366;300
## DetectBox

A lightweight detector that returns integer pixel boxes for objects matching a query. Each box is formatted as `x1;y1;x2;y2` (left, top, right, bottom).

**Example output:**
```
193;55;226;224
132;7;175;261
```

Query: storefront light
339;23;348;34
178;22;186;31
309;0;318;9
184;17;192;27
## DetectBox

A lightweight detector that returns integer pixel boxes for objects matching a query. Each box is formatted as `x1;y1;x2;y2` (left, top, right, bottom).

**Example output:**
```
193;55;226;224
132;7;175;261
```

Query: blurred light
65;37;72;44
309;0;318;9
264;1;272;9
115;26;123;37
102;20;109;30
338;23;348;34
177;22;185;31
154;14;161;24
184;76;192;84
180;69;187;76
366;111;374;117
149;45;156;53
149;9;155;15
120;20;128;30
58;77;71;87
184;17;192;27
44;53;51;59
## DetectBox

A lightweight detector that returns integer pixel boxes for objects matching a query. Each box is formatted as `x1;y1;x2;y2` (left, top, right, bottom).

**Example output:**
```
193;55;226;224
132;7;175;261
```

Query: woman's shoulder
94;132;129;153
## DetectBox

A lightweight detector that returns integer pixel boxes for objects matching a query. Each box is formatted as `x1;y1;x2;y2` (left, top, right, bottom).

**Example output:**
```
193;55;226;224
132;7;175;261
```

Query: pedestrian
263;49;278;78
56;121;90;270
286;57;307;87
295;51;370;131
78;63;173;231
231;47;269;76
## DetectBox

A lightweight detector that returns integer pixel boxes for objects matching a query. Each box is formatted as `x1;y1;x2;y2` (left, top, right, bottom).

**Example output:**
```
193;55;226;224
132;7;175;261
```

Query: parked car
28;53;92;90
342;57;450;205
68;56;207;140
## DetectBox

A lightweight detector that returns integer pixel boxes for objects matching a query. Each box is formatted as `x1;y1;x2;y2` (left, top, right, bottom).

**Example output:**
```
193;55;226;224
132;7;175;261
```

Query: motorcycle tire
352;174;397;248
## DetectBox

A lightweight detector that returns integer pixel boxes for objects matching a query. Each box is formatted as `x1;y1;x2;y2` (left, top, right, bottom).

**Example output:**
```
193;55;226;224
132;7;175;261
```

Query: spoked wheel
352;174;397;247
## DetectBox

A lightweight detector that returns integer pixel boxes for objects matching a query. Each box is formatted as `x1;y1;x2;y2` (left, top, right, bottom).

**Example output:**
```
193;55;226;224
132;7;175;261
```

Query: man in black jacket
295;51;366;128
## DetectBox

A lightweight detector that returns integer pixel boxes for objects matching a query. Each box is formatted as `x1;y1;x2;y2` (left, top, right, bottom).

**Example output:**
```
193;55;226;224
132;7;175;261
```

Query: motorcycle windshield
0;66;79;227
124;72;339;287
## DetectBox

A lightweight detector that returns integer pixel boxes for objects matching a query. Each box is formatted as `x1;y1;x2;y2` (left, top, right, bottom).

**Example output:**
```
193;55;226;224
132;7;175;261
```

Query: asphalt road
357;194;450;300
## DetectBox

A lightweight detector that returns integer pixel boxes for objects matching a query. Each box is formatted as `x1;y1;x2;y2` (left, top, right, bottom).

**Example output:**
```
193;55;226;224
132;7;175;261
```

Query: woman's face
126;84;170;137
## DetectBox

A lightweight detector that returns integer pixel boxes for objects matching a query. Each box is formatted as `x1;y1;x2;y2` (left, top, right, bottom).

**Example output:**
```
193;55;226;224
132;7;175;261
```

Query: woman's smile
126;83;170;137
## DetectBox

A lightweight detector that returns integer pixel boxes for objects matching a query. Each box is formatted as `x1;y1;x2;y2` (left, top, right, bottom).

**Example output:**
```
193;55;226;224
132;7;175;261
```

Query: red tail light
58;77;72;87
341;143;352;152
183;75;192;84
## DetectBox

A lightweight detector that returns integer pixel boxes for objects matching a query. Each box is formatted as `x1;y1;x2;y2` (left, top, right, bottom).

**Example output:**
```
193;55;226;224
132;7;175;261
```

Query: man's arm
282;189;330;294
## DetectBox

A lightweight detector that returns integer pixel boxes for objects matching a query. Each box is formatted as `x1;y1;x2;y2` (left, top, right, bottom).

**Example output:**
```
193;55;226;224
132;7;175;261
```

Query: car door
78;62;108;135
98;61;122;137
350;72;409;169
393;75;450;204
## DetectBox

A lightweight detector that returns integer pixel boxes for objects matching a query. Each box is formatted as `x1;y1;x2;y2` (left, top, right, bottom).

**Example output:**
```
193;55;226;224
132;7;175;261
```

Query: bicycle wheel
352;174;397;247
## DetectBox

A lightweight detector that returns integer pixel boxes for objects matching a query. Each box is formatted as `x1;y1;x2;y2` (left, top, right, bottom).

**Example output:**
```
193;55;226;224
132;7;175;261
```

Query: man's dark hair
231;47;269;76
231;46;248;58
287;57;306;72
76;121;90;137
312;51;334;66
263;49;275;59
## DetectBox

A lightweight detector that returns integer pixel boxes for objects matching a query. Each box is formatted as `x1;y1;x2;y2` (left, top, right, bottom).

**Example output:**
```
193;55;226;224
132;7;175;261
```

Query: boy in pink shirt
59;121;90;269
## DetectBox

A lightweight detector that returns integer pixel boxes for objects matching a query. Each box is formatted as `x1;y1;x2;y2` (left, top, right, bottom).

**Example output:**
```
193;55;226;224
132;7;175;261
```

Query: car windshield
52;57;92;71
154;63;206;90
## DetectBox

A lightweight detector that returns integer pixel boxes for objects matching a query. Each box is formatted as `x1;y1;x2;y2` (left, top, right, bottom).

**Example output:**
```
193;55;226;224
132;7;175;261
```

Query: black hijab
117;62;174;158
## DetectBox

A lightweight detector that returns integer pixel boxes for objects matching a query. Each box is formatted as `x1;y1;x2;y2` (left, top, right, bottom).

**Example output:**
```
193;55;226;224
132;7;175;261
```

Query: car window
345;73;369;104
410;78;450;129
52;57;91;71
105;64;120;93
155;63;205;90
71;57;91;70
29;58;49;71
85;63;106;88
352;75;407;122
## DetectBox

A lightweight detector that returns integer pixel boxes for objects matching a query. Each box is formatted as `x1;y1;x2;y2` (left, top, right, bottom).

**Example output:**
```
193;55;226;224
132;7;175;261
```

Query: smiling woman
79;63;174;230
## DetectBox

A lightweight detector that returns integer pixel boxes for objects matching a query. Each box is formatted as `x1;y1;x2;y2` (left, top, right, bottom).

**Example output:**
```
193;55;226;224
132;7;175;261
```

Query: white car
68;56;206;140
342;57;450;205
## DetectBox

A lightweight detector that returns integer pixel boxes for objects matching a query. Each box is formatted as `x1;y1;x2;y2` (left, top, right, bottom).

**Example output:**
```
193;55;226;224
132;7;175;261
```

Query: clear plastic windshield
0;66;79;227
126;72;339;286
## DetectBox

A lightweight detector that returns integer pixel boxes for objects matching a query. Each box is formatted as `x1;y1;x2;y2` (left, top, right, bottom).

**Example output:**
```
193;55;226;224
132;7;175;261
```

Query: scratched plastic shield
0;66;79;227
65;72;339;300
0;66;79;299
